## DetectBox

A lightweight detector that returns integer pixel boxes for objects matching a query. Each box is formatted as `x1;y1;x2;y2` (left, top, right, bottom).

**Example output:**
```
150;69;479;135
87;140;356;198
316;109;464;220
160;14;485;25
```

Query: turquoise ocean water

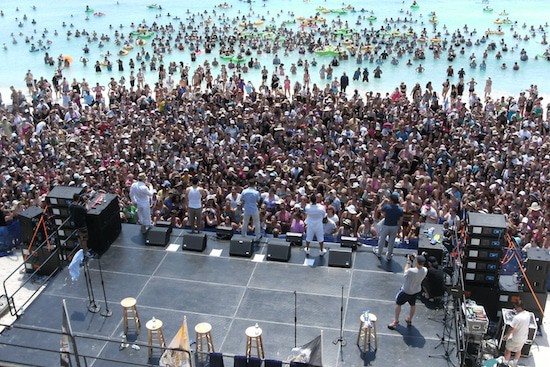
0;0;549;98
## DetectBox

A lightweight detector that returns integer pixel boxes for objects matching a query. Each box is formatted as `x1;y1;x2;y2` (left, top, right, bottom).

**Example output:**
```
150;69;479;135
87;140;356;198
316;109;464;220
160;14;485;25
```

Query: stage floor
0;224;467;366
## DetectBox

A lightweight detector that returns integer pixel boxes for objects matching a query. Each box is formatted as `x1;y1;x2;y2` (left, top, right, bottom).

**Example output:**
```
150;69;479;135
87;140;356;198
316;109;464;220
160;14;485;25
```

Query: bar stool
357;312;378;351
245;324;265;359
146;317;166;359
120;297;140;335
195;322;215;355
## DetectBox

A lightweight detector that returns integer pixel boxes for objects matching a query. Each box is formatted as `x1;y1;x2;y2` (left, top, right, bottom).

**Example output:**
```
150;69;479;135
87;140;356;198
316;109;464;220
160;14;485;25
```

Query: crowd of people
0;58;548;254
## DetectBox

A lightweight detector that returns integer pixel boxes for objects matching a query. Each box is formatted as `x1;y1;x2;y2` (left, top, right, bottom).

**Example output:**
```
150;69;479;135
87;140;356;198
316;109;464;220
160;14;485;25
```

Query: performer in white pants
304;195;327;256
129;172;155;233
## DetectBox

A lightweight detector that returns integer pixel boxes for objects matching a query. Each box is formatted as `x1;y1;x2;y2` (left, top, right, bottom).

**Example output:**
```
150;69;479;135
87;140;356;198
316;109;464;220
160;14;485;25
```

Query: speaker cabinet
286;232;303;246
216;225;234;240
145;227;170;247
18;206;45;244
341;236;358;251
86;194;121;253
182;233;207;252
155;221;173;234
328;247;352;268
230;235;254;257
23;247;61;276
524;248;550;292
267;239;291;262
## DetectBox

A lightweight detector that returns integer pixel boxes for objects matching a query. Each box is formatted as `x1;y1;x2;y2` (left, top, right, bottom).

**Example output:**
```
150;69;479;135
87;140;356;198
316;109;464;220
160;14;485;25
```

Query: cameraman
388;254;427;329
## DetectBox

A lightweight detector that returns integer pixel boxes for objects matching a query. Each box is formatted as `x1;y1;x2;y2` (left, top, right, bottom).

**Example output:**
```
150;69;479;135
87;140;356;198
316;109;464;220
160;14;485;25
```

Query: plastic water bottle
363;310;370;327
254;323;260;335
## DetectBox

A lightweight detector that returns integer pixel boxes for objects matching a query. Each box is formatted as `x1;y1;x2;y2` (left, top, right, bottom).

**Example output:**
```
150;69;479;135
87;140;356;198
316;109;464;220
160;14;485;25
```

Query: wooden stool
245;324;265;359
146;318;166;359
120;297;140;335
357;313;378;351
195;322;215;355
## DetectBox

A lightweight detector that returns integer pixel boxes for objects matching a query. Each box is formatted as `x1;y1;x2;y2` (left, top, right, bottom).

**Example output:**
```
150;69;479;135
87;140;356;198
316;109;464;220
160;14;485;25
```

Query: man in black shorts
388;254;427;329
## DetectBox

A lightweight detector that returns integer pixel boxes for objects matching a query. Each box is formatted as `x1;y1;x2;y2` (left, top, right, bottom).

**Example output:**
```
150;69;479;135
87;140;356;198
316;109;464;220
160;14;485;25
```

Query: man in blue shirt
240;179;261;240
374;193;403;261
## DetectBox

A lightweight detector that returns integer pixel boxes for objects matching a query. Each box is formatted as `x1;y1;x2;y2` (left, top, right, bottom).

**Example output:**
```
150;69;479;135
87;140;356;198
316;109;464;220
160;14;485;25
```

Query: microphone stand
97;258;112;317
82;258;100;313
333;285;346;361
294;291;297;348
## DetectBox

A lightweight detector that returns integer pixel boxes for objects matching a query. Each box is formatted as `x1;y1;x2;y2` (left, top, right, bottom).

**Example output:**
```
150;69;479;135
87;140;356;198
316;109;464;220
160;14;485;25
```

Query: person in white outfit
186;176;207;233
304;195;327;256
503;300;532;367
129;172;155;233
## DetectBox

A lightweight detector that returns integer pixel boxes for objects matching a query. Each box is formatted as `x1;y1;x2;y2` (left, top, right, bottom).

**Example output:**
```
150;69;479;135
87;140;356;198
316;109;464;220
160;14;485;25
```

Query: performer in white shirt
304;195;327;256
129;172;155;233
186;176;207;233
503;300;532;367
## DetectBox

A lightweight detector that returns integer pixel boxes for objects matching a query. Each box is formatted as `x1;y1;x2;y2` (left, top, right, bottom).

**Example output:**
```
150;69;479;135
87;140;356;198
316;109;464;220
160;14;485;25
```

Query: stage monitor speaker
267;239;291;262
328;247;352;268
341;236;358;251
286;232;303;246
155;221;173;234
230;235;254;258
146;227;170;247
18;206;45;244
216;225;234;240
182;233;207;252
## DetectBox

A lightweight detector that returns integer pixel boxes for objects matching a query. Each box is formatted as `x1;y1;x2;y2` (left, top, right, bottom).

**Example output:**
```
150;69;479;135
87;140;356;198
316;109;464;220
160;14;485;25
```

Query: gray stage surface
0;224;459;367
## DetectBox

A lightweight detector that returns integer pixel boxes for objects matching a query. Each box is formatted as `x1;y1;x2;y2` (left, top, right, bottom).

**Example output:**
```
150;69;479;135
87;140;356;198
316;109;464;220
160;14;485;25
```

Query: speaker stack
146;227;171;246
463;212;507;320
46;186;86;261
86;193;121;254
328;247;352;268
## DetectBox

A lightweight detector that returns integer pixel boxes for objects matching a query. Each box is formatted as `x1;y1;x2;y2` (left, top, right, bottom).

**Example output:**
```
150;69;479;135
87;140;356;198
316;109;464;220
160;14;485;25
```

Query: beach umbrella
63;55;74;64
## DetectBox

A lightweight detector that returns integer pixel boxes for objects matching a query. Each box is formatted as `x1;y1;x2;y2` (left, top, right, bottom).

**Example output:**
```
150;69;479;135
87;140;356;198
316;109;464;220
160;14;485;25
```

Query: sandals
387;320;399;330
405;317;412;327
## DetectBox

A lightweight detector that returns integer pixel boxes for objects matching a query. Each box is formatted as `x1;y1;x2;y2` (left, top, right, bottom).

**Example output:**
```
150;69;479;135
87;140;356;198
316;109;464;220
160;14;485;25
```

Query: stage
0;224;462;366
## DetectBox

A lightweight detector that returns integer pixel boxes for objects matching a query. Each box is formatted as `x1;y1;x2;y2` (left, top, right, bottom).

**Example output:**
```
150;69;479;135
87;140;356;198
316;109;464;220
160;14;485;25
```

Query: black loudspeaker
341;236;358;251
23;247;61;276
216;225;234;240
267;239;291;262
182;233;207;252
230;235;254;257
286;232;303;246
145;227;170;247
46;186;85;207
328;247;352;268
156;221;173;234
18;206;45;244
86;194;121;253
523;248;550;292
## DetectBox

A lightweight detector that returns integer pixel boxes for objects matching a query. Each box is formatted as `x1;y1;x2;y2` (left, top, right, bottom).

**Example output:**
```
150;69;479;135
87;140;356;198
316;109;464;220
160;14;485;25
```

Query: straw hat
529;202;541;211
